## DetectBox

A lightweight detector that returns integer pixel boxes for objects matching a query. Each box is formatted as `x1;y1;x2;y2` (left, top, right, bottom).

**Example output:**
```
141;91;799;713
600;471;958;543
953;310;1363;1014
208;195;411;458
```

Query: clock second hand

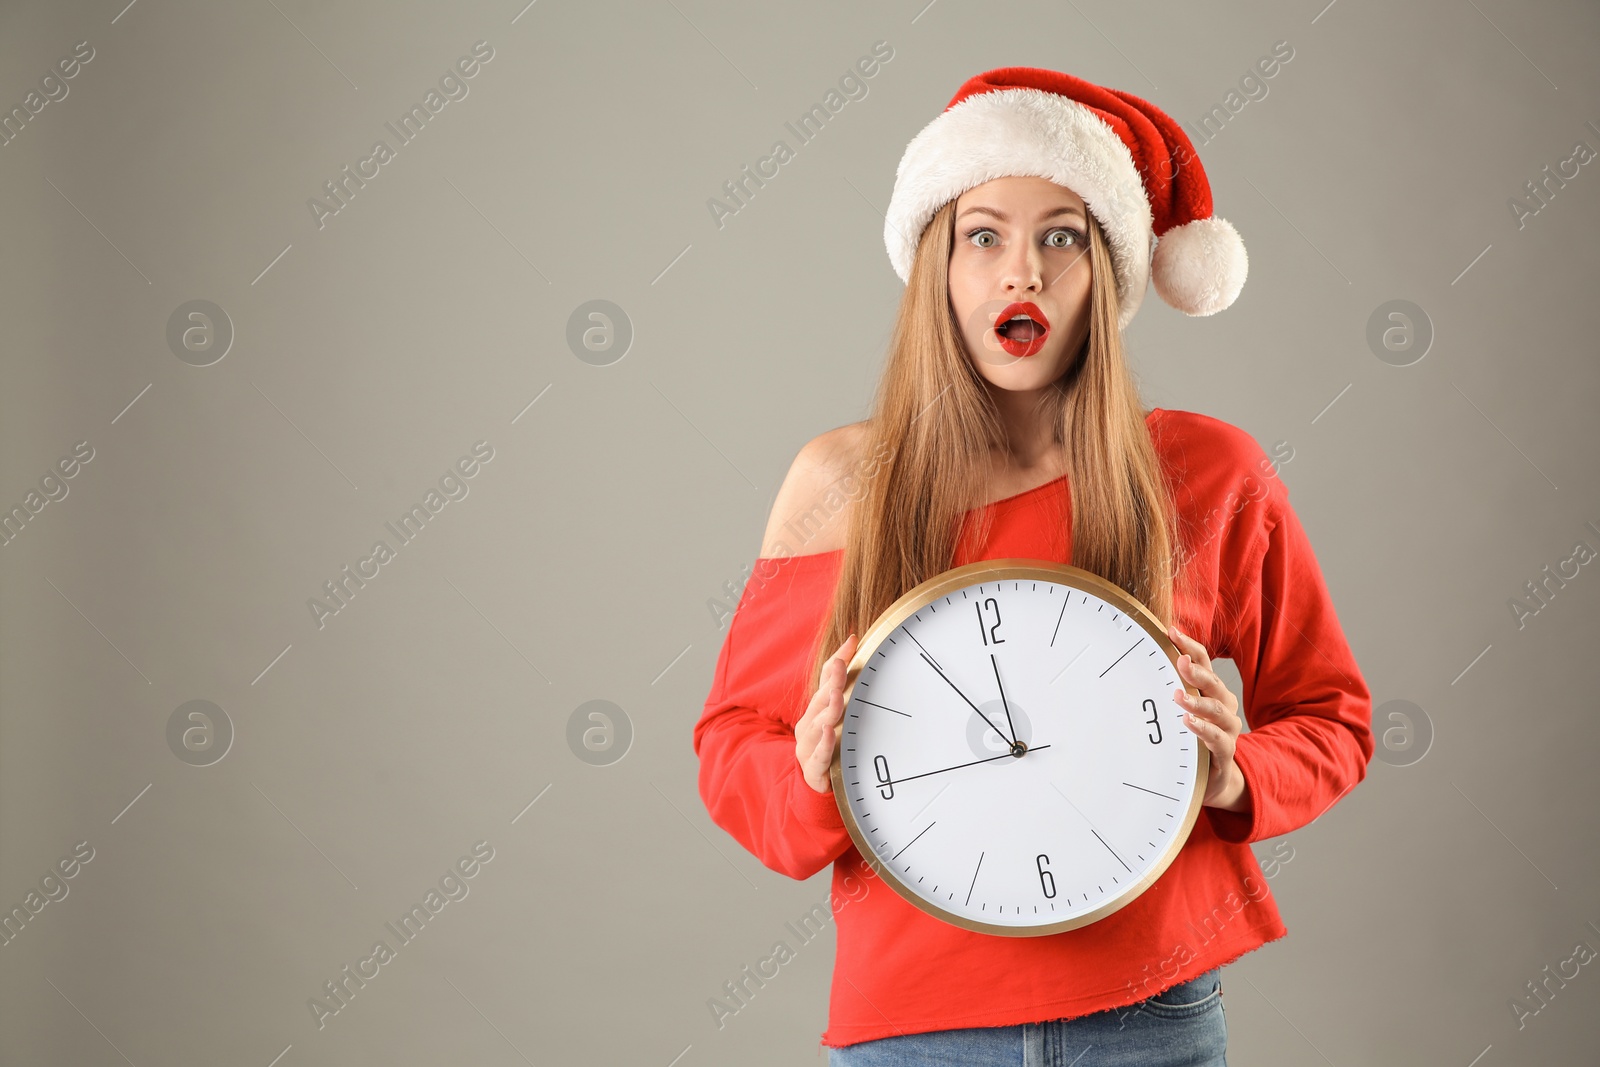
882;745;1054;789
919;651;1016;748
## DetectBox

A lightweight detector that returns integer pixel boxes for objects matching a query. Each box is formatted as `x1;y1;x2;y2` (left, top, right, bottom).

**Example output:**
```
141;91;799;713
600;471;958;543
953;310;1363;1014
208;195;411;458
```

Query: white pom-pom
1150;215;1248;317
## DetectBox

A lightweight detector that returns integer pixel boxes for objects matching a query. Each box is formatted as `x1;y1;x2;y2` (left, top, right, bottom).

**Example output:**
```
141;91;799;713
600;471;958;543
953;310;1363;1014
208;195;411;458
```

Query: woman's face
947;176;1094;390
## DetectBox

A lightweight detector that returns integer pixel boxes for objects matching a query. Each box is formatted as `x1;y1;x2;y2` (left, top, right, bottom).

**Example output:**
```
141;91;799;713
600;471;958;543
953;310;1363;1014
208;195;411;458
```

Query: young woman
694;68;1373;1066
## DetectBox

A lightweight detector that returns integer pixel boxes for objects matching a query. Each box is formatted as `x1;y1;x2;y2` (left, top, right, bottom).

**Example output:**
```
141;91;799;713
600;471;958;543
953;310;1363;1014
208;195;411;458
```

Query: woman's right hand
796;633;859;794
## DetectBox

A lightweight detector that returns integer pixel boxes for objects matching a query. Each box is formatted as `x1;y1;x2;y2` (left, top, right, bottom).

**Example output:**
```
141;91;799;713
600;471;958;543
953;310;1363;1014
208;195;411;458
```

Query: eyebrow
955;205;1086;224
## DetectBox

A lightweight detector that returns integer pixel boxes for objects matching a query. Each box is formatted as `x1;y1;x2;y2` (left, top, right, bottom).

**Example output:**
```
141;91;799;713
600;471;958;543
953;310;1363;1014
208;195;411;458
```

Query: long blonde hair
805;197;1190;689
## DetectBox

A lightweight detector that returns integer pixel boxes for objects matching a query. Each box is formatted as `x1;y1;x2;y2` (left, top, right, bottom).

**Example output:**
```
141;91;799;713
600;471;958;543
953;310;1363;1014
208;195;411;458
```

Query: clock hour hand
919;651;1016;747
991;652;1020;749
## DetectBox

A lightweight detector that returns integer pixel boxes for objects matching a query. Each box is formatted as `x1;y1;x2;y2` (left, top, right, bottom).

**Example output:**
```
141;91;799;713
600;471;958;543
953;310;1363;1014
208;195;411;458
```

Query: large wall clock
828;558;1207;937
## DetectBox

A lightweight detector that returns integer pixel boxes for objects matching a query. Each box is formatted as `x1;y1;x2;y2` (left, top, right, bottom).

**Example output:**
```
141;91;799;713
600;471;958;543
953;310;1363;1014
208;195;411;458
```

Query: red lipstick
993;301;1050;357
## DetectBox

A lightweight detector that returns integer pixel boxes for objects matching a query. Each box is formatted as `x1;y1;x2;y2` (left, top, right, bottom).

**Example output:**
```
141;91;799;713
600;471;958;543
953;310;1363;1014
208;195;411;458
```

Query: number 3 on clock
1144;697;1162;744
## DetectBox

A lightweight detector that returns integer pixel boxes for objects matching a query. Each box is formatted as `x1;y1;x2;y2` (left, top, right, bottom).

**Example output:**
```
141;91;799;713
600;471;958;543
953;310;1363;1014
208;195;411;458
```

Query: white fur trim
884;88;1153;330
1150;215;1247;317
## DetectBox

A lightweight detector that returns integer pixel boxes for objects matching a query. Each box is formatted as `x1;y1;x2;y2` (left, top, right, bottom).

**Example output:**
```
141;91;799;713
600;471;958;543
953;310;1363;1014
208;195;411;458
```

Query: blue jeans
828;967;1227;1066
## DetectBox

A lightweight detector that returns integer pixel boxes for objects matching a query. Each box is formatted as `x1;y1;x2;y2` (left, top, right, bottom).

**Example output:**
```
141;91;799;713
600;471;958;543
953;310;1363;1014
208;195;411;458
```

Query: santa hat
885;67;1248;330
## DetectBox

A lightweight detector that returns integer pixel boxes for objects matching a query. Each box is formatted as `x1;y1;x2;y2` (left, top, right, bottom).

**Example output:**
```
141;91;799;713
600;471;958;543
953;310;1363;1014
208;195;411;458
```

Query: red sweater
692;408;1374;1049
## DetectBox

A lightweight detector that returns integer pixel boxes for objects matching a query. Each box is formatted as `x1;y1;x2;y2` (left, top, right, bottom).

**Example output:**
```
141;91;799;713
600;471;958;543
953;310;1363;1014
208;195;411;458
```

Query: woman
693;67;1373;1066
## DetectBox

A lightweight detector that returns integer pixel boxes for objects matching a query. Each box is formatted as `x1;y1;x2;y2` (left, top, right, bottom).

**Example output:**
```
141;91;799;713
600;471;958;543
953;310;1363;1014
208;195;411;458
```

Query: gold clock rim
827;557;1209;938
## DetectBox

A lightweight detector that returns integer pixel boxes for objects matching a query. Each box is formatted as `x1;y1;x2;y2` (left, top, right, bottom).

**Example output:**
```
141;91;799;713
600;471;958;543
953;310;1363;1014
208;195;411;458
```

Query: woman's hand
1167;624;1252;814
796;633;859;794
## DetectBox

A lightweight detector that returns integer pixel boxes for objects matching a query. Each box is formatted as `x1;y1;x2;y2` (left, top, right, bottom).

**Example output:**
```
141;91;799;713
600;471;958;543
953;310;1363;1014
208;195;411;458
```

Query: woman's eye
964;227;1081;249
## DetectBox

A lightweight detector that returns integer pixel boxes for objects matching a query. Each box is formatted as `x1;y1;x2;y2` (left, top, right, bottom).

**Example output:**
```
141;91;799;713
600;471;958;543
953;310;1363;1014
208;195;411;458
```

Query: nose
1000;237;1044;295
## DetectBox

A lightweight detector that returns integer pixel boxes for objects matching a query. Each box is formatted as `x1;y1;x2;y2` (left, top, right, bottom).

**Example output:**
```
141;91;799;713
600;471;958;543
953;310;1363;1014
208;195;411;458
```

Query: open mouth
993;301;1051;357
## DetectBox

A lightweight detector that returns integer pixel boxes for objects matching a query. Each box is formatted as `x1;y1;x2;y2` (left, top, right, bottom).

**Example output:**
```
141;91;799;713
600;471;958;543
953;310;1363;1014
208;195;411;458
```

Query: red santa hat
885;67;1248;330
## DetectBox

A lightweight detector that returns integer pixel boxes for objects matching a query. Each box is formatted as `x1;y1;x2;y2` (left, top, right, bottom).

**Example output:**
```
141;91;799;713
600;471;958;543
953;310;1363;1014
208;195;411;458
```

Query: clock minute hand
919;651;1015;746
883;745;1054;789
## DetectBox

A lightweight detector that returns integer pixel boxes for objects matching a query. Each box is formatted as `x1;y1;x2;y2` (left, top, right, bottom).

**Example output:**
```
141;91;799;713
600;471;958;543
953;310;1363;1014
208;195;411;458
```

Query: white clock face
832;564;1205;936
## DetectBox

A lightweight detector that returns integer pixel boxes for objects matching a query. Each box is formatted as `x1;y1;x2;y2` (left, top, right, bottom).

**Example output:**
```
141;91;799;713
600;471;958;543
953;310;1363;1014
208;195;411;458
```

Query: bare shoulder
759;422;873;558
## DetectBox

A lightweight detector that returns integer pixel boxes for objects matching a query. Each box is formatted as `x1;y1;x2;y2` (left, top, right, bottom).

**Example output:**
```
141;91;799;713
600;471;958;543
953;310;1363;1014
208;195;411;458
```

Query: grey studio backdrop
1;0;1597;1064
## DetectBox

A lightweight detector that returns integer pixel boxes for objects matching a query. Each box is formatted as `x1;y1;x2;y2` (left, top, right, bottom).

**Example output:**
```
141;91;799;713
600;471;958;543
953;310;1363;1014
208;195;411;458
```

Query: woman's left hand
1167;624;1251;813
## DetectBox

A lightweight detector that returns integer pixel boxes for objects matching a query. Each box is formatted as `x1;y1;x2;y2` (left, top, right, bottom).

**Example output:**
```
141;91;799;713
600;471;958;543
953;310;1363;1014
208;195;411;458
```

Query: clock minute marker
1088;828;1133;873
965;851;985;906
1049;780;1132;872
890;821;936;861
1122;782;1182;802
1098;637;1142;677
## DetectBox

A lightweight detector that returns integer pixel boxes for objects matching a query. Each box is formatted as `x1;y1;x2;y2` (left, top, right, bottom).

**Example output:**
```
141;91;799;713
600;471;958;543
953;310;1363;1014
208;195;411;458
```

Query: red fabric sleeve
692;558;854;881
1205;474;1375;845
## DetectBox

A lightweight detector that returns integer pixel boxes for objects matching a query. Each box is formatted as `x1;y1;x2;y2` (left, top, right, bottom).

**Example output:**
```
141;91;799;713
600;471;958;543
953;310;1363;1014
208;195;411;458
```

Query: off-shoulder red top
692;407;1374;1049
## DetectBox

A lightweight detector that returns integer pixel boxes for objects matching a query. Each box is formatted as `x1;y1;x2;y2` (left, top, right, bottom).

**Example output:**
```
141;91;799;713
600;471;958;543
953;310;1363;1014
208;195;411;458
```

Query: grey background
2;0;1597;1064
